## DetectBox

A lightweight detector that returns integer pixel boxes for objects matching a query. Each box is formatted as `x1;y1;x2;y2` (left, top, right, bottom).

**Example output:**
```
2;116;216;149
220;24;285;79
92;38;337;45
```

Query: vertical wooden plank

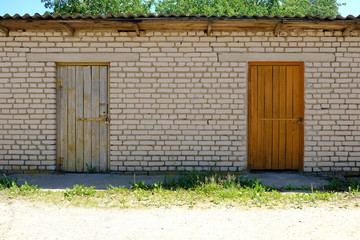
278;66;287;169
99;66;108;172
264;66;273;169
249;65;258;169
256;66;265;169
272;66;280;169
299;63;305;170
285;66;294;169
56;66;61;170
83;66;92;171
292;66;300;169
67;66;76;171
57;66;65;171
75;66;84;172
91;66;100;171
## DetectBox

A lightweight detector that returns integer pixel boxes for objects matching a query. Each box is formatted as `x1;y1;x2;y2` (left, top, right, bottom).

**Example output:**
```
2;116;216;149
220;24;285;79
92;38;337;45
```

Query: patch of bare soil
0;199;359;240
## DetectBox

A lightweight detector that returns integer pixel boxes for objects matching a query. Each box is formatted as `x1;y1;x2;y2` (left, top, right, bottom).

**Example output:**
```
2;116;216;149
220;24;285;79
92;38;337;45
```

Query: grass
0;171;359;209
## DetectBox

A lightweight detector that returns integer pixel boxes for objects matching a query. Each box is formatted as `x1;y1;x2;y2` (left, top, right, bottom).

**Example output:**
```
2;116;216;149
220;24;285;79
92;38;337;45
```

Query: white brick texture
0;29;359;172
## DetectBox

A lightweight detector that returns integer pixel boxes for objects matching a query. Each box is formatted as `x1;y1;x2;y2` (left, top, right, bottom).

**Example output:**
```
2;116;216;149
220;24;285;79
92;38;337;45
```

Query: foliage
161;170;261;189
64;184;96;197
4;182;39;197
129;180;163;190
85;163;96;174
277;0;341;17
324;177;360;192
0;176;18;189
156;0;278;16
1;172;359;209
41;0;155;15
156;0;341;16
41;0;344;17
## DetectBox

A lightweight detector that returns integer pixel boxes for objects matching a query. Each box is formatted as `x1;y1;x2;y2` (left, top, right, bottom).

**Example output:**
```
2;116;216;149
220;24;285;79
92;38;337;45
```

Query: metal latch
57;78;63;88
77;117;108;122
57;157;64;166
297;117;304;125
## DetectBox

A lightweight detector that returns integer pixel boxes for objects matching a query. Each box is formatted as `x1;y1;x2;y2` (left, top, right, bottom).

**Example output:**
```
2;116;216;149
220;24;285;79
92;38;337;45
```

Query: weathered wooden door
248;62;304;170
57;64;109;172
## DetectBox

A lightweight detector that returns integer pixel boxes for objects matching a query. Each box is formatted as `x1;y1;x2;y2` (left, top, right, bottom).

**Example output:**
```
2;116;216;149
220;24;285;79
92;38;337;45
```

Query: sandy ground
0;200;359;240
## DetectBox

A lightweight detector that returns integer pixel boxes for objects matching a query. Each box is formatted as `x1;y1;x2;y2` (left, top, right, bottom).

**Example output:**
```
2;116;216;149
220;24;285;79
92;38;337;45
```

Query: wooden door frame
247;61;305;171
56;63;110;172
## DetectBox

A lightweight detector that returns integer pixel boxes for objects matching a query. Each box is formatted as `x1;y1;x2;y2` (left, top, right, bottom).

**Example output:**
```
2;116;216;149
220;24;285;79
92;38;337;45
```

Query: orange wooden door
248;62;304;170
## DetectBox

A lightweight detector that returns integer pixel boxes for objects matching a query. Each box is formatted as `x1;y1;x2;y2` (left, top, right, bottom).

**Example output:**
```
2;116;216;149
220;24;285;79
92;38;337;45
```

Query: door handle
297;117;303;125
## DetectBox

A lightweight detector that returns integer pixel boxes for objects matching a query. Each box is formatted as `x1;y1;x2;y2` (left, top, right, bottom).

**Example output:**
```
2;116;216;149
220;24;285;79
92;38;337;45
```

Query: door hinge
57;78;63;88
57;157;64;167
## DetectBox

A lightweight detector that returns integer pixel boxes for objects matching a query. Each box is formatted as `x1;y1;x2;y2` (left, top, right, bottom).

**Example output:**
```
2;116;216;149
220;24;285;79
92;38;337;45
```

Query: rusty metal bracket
77;117;107;121
57;78;63;88
57;157;64;167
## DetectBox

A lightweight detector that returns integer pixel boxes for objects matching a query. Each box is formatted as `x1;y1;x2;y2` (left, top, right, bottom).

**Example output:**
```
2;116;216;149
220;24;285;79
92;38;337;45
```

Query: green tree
41;0;155;15
155;0;281;16
155;0;341;16
277;0;340;16
42;0;344;16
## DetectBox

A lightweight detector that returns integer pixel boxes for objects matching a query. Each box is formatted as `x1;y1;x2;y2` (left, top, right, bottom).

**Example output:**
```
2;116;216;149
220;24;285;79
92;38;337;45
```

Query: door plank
285;66;294;169
67;66;76;171
91;66;101;171
292;66;300;169
99;66;108;172
272;66;280;169
75;66;84;172
256;66;266;169
58;66;67;171
249;66;258;169
264;66;273;169
278;66;287;169
83;66;92;171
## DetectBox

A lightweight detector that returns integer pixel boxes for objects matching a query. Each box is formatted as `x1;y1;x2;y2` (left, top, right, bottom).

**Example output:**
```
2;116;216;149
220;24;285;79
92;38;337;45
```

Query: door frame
56;62;110;172
247;61;305;171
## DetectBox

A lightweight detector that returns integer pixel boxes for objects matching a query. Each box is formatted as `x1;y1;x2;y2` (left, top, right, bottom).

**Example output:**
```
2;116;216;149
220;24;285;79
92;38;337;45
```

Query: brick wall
0;29;359;172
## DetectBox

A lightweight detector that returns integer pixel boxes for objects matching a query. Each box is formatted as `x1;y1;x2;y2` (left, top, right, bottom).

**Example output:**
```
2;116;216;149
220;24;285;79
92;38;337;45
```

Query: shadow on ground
3;172;330;190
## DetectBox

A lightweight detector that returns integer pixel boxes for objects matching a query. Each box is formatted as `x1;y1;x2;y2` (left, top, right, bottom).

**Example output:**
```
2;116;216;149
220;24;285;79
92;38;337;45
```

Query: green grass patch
0;172;359;209
0;174;18;189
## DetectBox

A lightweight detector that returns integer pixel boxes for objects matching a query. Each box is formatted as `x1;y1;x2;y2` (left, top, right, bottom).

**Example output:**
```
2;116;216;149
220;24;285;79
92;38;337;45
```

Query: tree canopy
41;0;154;15
41;0;344;17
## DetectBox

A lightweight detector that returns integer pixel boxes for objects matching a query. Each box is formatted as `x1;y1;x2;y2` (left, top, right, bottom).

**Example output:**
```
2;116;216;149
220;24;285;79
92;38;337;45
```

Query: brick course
0;29;359;172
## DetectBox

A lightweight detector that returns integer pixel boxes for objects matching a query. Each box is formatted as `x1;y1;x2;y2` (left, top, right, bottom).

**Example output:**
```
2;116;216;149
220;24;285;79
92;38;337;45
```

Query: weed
281;184;312;191
0;175;18;189
162;170;261;190
85;164;96;174
17;182;39;194
348;179;360;192
129;181;162;190
1;171;359;209
64;185;96;198
323;177;360;192
5;182;39;197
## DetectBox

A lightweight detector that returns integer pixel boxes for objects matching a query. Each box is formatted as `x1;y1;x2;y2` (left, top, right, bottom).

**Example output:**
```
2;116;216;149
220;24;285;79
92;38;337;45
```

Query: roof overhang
0;13;359;37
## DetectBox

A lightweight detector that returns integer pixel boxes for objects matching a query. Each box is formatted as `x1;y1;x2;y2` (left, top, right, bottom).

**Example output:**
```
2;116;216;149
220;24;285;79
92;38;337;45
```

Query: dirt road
0;200;359;240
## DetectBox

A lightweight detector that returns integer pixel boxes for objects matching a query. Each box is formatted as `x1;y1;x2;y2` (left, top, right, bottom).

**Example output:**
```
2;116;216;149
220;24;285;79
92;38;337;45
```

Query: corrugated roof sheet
0;13;359;21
